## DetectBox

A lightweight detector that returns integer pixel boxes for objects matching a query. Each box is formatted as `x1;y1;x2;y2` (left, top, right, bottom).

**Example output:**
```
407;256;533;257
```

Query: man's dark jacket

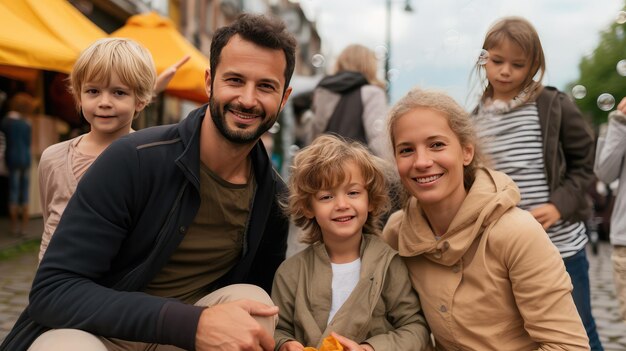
0;105;289;351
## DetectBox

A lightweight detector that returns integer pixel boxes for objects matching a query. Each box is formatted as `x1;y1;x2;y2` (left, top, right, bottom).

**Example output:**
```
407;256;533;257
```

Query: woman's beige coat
383;168;589;350
272;234;431;351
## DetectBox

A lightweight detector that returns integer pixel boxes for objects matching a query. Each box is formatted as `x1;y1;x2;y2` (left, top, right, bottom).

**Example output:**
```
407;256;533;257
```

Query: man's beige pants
28;284;277;351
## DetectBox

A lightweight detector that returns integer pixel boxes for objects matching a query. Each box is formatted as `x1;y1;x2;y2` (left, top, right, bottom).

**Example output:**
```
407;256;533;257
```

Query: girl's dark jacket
534;86;595;223
0;105;289;351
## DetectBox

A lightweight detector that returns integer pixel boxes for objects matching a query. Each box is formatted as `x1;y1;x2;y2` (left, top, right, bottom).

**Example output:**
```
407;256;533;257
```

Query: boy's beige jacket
272;234;431;351
384;168;590;351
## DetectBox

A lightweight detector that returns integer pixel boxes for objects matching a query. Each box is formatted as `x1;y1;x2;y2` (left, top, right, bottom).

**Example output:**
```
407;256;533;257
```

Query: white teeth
334;216;353;222
231;110;256;119
415;175;441;184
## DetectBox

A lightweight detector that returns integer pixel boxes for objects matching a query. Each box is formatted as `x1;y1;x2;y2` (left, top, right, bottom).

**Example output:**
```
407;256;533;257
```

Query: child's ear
303;207;315;219
134;99;148;115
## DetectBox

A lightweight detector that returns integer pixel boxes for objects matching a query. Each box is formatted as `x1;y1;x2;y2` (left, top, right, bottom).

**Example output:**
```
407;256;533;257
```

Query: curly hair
287;134;390;244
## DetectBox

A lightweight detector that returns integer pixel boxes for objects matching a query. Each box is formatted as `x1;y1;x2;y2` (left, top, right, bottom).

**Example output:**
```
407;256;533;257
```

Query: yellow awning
111;12;209;103
1;0;106;53
0;1;76;73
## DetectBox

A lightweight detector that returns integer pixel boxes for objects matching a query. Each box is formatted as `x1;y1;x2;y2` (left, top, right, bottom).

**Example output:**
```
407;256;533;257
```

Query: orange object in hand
303;335;344;351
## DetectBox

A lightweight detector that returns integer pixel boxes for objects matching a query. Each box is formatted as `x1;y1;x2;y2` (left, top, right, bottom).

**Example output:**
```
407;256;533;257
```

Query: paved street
1;225;626;349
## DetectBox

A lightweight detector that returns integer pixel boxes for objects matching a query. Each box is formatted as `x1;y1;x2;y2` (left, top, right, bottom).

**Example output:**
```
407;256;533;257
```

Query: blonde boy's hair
388;87;484;196
335;44;385;88
288;134;390;244
69;38;157;111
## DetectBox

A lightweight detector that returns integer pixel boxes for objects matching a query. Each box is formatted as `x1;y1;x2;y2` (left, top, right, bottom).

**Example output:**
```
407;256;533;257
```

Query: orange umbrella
111;12;209;103
0;1;75;73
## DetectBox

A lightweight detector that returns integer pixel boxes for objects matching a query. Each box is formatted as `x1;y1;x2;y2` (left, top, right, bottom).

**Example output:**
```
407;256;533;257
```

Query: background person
594;96;626;322
1;92;35;236
308;44;389;158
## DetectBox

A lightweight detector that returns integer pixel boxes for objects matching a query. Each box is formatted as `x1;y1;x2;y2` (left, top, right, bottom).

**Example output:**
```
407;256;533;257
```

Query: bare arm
154;55;191;94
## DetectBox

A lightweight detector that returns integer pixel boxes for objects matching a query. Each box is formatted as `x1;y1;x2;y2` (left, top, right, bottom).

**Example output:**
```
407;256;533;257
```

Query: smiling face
392;107;474;212
207;35;292;145
80;71;145;140
306;161;371;246
485;38;531;102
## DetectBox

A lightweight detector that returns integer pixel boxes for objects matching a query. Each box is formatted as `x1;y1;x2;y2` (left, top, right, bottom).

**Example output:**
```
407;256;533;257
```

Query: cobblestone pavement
1;242;626;349
588;243;626;350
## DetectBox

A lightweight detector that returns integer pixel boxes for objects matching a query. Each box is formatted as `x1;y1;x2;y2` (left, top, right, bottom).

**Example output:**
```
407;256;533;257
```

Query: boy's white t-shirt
328;258;361;324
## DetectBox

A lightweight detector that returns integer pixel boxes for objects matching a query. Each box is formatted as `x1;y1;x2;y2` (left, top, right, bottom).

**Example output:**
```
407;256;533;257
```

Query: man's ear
280;86;293;111
204;68;212;97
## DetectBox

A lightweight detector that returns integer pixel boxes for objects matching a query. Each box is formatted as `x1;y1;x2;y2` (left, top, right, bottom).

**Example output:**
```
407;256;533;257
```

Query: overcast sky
299;0;625;108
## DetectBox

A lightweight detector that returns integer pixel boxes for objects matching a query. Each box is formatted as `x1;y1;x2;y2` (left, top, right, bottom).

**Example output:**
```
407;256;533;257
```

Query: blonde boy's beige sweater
38;135;94;262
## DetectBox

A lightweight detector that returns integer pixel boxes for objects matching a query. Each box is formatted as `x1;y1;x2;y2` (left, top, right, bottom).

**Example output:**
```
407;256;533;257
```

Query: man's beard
209;94;277;145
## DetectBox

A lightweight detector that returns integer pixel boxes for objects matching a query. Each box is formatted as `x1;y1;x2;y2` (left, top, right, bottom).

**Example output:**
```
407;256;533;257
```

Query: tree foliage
570;5;626;126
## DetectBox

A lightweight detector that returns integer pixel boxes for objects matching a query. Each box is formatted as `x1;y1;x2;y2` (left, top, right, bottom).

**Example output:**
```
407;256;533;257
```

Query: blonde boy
38;38;157;261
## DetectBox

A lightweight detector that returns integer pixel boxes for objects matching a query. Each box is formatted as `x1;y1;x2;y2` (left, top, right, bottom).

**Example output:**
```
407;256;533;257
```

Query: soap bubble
443;29;460;52
571;85;587;99
597;93;616;111
311;54;325;68
617;11;626;24
372;119;385;132
617;59;626;76
375;45;389;60
477;49;489;65
288;144;300;157
387;68;400;82
268;122;280;134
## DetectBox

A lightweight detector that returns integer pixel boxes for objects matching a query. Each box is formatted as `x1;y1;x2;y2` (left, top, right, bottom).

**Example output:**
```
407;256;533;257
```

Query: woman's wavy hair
387;88;485;204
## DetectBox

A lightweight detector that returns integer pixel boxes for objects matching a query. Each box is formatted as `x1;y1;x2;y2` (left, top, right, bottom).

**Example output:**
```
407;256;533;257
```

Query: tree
571;6;626;126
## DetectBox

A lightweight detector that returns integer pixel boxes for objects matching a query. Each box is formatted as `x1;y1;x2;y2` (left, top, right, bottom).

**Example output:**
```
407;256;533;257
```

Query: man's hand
330;332;374;351
154;55;191;94
195;299;278;351
529;203;561;230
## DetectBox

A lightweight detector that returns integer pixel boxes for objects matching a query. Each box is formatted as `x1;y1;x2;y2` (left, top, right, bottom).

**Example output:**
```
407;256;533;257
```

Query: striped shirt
474;102;587;258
